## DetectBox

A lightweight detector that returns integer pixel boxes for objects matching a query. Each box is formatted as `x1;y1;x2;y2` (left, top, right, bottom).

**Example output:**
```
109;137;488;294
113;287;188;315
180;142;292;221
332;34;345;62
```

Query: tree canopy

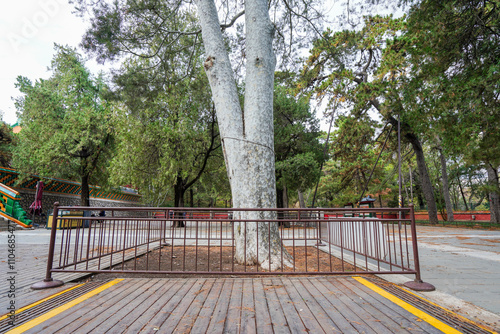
273;81;323;208
13;45;114;206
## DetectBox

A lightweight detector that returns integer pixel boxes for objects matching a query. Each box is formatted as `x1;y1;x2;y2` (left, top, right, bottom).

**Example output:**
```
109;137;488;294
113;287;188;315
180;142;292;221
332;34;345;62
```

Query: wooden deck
13;276;452;334
0;241;159;313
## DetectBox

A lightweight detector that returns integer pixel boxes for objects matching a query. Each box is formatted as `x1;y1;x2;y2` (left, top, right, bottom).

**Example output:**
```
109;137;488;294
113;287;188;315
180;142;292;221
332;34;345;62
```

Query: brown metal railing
41;204;422;279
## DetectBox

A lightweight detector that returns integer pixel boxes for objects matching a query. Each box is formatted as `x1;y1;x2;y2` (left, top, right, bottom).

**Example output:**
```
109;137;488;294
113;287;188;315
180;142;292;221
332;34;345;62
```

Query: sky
0;0;105;125
0;1;396;128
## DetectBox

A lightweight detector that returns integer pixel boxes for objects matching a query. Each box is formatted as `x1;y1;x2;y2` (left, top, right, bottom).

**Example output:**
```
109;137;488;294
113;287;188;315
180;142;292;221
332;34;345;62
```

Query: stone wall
19;190;143;225
0;167;144;225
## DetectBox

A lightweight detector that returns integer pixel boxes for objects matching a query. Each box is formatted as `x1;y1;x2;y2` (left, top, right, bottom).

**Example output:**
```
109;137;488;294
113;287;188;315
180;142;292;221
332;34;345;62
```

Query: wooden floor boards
17;277;447;334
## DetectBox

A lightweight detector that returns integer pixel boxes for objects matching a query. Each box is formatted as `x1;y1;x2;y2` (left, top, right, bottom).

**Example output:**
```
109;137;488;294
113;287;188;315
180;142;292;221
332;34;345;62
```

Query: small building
359;195;376;217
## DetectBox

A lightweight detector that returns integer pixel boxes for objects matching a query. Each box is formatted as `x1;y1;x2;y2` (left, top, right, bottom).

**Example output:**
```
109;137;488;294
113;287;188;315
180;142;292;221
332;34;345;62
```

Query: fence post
403;204;435;291
316;209;326;246
31;202;64;289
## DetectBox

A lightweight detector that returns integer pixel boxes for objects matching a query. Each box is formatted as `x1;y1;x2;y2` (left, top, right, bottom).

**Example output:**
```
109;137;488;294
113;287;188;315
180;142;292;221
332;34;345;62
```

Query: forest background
2;0;499;225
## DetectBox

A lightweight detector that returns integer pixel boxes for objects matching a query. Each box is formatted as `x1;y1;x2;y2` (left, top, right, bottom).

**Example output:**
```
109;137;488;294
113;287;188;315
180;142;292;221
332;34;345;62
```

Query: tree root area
88;245;361;280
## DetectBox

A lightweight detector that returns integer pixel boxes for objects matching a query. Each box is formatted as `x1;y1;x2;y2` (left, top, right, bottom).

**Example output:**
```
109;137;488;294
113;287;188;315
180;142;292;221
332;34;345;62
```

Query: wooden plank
30;279;138;334
223;279;243;334
54;279;160;333
190;280;224;333
107;279;179;334
121;278;191;334
288;278;343;333
157;278;209;334
12;276;453;334
281;278;326;334
172;279;215;334
261;278;291;334
87;279;167;333
335;278;419;332
139;278;199;332
0;240;161;310
252;279;274;334
319;278;401;334
308;277;377;333
297;277;357;333
205;279;233;333
346;278;442;333
239;279;257;334
270;277;309;333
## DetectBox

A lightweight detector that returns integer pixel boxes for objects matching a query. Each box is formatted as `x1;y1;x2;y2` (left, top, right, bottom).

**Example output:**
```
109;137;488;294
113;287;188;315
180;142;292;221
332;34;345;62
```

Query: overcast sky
0;1;397;128
0;0;105;125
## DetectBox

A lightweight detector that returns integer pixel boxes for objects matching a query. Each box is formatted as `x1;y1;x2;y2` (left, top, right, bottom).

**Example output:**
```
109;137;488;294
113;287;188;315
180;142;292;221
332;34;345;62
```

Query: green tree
316;114;391;207
13;45;114;206
298;15;440;223
0;119;15;167
273;82;323;208
74;0;326;269
110;60;222;217
403;0;500;222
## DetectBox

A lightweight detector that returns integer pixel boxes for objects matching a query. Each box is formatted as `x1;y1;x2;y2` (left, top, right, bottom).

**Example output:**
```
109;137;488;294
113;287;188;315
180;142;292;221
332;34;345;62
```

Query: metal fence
39;204;424;281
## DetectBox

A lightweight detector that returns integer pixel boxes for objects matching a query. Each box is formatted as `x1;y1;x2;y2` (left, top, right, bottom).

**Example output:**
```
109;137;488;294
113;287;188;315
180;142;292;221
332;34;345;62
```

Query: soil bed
86;245;362;280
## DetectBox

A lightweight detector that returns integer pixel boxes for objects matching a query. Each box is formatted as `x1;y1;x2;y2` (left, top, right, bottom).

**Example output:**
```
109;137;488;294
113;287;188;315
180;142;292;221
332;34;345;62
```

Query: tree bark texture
173;174;186;227
195;0;292;270
487;164;500;224
80;174;90;207
298;190;306;208
437;142;454;221
408;133;439;224
386;116;439;224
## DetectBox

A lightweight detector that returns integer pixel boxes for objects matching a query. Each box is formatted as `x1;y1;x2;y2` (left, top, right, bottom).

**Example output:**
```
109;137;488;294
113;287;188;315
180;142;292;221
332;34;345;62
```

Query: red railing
40;204;424;280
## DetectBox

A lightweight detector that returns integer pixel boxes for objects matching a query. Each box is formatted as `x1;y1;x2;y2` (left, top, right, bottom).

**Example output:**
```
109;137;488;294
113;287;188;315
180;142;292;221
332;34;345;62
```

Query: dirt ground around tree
85;245;361;281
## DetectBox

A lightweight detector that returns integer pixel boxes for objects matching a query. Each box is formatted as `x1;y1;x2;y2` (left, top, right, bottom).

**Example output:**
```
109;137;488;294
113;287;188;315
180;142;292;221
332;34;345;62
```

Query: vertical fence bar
403;204;436;291
304;215;308;272
195;219;199;272
208;215;211;272
340;220;345;272
398;209;405;269
32;203;64;289
231;214;235;273
219;215;223;272
409;205;422;280
33;206;431;285
122;218;128;271
63;218;72;268
268;221;271;272
86;219;93;270
293;210;297;272
404;210;410;269
363;219;368;271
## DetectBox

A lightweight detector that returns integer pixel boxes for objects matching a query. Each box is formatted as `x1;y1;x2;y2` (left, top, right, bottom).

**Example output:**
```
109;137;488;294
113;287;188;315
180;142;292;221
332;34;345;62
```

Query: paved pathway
400;226;500;316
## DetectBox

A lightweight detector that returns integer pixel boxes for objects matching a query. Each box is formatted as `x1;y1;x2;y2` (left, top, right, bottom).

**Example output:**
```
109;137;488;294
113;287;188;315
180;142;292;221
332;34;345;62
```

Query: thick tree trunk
196;0;291;270
487;164;500;224
387;116;438;224
298;190;306;208
457;175;469;211
282;181;289;209
276;188;284;208
173;174;186;227
437;141;454;221
80;174;90;207
409;135;439;224
370;102;438;222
